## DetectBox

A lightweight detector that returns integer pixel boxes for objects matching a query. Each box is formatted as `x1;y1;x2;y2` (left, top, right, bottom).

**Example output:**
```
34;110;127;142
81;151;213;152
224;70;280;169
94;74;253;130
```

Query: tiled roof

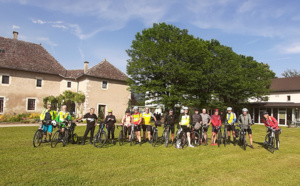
66;69;84;79
0;36;66;76
85;60;128;81
271;76;300;92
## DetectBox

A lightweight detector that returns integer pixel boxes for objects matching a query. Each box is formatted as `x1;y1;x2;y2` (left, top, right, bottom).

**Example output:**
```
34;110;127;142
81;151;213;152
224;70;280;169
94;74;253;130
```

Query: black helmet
263;111;268;115
169;109;173;112
195;108;199;111
125;109;130;113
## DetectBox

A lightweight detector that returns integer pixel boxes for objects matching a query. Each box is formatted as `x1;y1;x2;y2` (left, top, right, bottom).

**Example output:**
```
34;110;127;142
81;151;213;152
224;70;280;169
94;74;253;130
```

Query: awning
248;102;300;107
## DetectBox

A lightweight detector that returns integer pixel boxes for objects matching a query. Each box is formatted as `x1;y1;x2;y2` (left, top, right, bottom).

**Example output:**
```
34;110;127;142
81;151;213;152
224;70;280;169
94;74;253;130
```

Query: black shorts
134;125;141;132
146;125;152;132
212;126;219;134
243;128;252;135
203;125;209;132
124;126;131;135
165;125;175;134
181;126;191;133
227;125;235;131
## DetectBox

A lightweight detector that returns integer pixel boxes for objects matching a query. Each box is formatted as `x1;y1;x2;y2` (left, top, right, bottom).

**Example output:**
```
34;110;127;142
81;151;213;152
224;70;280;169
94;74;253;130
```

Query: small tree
281;69;300;77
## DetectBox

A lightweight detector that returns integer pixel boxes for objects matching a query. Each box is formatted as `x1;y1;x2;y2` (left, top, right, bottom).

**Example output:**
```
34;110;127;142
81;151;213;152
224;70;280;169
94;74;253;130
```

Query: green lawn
0;125;299;185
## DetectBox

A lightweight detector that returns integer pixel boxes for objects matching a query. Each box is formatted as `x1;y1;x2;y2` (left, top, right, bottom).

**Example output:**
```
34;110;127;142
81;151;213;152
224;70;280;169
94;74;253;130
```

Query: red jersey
263;116;279;130
211;114;221;127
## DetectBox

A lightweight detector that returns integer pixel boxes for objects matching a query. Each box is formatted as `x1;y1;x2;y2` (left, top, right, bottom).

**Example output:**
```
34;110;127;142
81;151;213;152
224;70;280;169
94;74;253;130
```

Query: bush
0;113;40;123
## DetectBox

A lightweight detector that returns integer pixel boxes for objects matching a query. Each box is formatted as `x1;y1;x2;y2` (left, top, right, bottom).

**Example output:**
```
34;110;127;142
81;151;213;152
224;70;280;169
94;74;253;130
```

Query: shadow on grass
253;141;272;153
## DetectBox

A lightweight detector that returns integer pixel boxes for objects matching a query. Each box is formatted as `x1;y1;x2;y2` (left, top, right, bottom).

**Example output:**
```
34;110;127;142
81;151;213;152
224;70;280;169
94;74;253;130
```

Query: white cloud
32;19;46;24
275;42;300;54
12;24;20;29
36;37;58;47
78;47;84;60
52;24;67;29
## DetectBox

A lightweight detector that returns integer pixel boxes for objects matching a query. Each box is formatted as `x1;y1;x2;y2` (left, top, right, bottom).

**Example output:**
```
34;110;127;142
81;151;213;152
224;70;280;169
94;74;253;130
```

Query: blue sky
1;0;300;77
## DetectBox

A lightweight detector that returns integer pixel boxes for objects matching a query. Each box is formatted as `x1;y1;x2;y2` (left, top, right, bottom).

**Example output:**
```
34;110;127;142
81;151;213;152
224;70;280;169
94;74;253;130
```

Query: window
102;81;108;89
0;97;4;113
287;95;291;101
36;79;42;87
2;75;9;84
27;99;36;111
67;82;72;88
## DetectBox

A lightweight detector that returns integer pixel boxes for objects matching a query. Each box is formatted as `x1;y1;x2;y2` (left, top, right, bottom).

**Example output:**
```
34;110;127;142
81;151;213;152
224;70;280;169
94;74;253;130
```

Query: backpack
194;122;202;130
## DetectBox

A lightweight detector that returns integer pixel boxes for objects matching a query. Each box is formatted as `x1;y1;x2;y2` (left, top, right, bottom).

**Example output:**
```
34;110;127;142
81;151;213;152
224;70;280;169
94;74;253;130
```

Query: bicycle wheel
165;130;170;147
264;135;269;147
130;131;135;146
270;137;275;154
71;133;78;144
51;130;60;148
243;134;247;150
152;131;158;147
118;130;124;146
191;131;200;146
63;131;68;147
223;129;227;147
94;132;107;148
217;131;222;147
33;129;43;147
180;133;186;149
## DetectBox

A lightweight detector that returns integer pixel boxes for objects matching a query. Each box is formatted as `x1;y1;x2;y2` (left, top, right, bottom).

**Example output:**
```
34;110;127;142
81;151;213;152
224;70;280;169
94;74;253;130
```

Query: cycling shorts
134;125;141;132
212;126;219;134
43;124;53;133
243;128;252;135
146;125;152;132
141;125;147;132
181;126;191;133
168;125;175;134
203;125;209;132
124;126;131;135
227;124;235;131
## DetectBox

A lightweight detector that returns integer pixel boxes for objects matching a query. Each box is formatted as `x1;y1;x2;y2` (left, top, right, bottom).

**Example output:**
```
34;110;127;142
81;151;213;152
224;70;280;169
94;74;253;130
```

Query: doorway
98;104;106;120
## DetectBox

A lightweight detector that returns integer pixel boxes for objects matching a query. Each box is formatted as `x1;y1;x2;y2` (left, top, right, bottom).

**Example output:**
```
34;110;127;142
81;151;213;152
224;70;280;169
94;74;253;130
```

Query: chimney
13;31;18;39
84;61;89;73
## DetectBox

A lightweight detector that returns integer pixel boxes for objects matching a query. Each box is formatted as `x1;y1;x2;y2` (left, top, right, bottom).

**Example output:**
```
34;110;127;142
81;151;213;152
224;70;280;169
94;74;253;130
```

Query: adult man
225;107;237;144
39;104;57;142
163;109;176;144
262;111;281;150
191;108;202;142
79;108;98;145
200;108;211;144
105;109;116;143
141;107;157;143
179;107;194;148
56;105;71;140
132;107;142;145
210;109;221;146
122;109;133;141
237;108;254;149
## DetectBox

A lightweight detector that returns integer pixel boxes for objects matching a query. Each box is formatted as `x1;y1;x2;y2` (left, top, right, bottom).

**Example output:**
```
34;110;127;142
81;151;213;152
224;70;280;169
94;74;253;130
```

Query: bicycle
236;124;248;150
129;124;138;146
190;126;201;146
222;123;229;147
33;127;43;147
200;124;208;146
161;124;171;147
264;127;280;154
51;120;70;148
175;125;200;149
117;124;125;146
151;122;162;147
93;121;107;148
65;121;78;144
216;126;222;147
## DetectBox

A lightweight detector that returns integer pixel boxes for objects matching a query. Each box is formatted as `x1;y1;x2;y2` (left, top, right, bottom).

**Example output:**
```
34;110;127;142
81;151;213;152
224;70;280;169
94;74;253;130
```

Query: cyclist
132;107;142;146
191;108;202;142
200;108;211;144
225;107;237;144
79;108;98;145
262;111;281;150
141;107;157;144
237;108;254;149
105;109;116;144
163;109;176;144
210;109;221;146
179;107;194;148
122;109;133;141
56;105;71;140
39;104;57;142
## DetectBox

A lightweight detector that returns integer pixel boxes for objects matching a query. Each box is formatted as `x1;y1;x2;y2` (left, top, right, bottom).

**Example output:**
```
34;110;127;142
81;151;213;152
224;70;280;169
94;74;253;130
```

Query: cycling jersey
40;109;56;121
226;112;236;124
238;114;252;129
56;111;71;123
192;114;202;125
211;115;221;127
142;112;154;125
122;115;133;126
200;113;211;125
132;112;141;125
179;114;192;126
263;116;279;130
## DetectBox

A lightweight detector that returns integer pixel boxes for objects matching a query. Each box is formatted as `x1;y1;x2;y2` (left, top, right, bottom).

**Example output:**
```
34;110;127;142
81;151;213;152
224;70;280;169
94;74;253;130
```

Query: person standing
262;112;281;150
79;108;98;145
210;109;221;146
105;109;116;143
141;107;157;143
163;109;176;144
200;108;211;144
132;107;142;145
122;109;133;141
39;104;57;142
56;105;71;140
237;108;254;149
179;107;194;148
225;107;237;144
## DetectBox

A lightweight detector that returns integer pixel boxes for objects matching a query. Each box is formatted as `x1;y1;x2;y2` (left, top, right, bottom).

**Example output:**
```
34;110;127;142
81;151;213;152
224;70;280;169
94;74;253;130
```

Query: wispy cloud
36;37;58;47
274;42;300;54
12;24;20;29
52;24;67;29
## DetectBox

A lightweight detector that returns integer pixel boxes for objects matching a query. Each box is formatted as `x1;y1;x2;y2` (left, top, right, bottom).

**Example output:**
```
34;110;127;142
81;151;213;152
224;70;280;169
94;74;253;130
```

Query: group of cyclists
38;104;281;150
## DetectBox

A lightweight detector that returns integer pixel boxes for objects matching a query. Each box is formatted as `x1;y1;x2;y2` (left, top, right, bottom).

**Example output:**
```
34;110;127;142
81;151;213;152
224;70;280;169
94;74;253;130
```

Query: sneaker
275;147;279;151
43;139;47;143
249;145;254;149
188;144;195;148
139;142;142;146
89;141;93;145
148;141;151;144
210;143;214;146
263;141;268;145
135;141;139;145
214;143;218;146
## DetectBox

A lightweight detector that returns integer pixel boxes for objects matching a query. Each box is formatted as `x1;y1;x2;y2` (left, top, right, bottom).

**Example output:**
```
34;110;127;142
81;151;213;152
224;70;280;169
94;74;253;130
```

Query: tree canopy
281;69;300;77
126;23;275;111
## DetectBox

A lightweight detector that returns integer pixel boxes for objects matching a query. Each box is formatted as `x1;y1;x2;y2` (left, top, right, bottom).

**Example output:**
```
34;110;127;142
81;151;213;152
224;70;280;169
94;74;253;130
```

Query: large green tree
126;23;275;111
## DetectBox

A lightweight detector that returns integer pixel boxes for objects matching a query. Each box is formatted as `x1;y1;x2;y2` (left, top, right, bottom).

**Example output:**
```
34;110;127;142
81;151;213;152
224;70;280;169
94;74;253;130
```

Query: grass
0;125;299;185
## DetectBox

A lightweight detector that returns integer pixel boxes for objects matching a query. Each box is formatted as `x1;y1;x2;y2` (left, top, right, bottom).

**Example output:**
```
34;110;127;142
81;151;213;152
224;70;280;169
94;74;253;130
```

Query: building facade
0;33;130;119
249;77;300;125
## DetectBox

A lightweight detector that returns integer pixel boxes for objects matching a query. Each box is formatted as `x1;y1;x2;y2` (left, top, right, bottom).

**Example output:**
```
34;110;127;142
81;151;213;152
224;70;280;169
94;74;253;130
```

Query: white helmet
227;107;232;111
183;107;189;110
133;106;139;110
51;120;57;126
242;108;248;112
